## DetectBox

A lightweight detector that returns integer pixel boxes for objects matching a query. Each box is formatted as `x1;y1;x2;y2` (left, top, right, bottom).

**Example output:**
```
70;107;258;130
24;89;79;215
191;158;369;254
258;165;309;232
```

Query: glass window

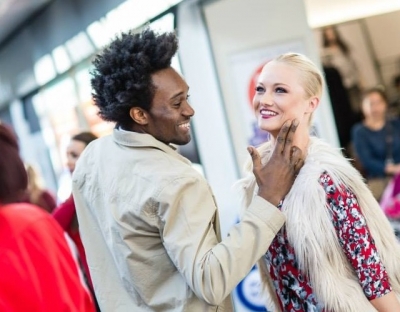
33;77;80;174
34;54;57;86
86;20;110;49
65;32;95;64
52;45;72;74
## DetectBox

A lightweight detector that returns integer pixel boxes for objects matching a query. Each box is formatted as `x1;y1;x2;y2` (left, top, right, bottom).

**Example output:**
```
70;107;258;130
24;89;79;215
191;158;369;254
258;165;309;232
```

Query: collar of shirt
113;128;192;166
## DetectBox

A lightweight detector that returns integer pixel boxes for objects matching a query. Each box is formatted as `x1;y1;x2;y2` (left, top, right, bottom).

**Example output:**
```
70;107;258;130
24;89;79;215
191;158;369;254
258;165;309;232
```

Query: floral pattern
264;172;391;311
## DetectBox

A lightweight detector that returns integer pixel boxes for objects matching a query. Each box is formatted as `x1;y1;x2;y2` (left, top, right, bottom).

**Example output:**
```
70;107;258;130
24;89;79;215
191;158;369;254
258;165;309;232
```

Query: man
72;28;303;311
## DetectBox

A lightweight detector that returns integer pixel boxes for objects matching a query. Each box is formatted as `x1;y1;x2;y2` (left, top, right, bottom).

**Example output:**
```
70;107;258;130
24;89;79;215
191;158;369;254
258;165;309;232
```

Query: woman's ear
306;96;320;113
129;107;148;125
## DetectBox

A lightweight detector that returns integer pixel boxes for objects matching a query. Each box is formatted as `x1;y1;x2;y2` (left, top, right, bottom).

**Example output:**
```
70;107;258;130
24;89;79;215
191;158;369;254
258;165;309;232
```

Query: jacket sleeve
52;195;76;231
156;175;284;305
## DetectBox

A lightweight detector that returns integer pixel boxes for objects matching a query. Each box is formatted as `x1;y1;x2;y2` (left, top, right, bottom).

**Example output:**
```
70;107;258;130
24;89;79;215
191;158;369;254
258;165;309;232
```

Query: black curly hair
91;28;179;129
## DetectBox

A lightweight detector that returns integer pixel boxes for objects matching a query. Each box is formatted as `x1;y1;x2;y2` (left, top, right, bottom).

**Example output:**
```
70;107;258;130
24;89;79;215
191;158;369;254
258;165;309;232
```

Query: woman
22;163;57;213
52;132;98;298
321;25;362;115
351;88;400;200
238;53;400;311
0;123;95;311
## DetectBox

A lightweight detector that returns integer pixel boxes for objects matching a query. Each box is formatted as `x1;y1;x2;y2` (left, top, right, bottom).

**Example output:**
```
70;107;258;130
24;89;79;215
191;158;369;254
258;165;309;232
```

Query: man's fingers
290;146;304;174
248;146;262;170
290;146;302;163
274;120;291;155
294;158;304;175
282;119;299;157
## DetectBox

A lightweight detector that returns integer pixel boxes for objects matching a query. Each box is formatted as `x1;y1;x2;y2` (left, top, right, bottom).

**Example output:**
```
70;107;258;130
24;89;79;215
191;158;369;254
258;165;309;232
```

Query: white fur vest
237;137;400;312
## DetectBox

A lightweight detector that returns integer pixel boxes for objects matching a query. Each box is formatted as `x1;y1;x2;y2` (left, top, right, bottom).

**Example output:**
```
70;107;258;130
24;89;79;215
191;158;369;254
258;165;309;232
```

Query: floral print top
264;172;391;311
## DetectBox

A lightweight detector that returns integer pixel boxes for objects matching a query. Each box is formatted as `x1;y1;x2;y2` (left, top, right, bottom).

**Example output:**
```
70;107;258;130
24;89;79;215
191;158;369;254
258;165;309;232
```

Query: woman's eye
276;87;287;93
255;86;264;92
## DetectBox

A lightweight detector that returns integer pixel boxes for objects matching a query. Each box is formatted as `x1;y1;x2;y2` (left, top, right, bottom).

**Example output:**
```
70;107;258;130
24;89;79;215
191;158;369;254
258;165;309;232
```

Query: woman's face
324;27;337;43
66;140;87;173
362;91;387;121
253;61;318;138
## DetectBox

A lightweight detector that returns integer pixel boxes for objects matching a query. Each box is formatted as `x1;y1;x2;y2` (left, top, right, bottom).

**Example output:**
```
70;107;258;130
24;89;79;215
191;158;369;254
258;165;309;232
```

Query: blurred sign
235;266;267;312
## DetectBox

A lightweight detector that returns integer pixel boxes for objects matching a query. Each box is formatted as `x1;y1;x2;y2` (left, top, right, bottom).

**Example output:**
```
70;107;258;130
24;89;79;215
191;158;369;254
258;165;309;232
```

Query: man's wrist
257;189;281;207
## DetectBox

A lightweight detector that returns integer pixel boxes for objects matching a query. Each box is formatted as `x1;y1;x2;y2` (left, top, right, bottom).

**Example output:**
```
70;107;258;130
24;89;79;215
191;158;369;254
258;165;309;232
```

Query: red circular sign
247;62;267;109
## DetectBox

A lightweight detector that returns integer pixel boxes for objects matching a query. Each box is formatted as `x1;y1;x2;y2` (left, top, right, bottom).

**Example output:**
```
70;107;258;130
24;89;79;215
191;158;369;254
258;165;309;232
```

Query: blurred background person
22;163;57;213
0;122;96;312
52;131;99;309
323;64;360;156
321;25;363;117
389;74;400;119
351;87;400;201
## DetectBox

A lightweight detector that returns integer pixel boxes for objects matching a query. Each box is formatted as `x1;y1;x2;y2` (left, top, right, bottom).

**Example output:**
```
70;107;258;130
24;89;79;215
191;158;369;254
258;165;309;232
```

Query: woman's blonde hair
25;163;45;203
274;52;325;99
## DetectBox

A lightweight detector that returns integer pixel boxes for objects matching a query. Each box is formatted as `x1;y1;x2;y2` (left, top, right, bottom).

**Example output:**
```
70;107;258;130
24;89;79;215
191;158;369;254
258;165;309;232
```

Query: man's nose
183;102;195;117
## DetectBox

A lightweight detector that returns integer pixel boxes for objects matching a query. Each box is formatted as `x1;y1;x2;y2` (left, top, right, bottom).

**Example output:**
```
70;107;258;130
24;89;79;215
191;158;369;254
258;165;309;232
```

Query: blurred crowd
321;25;400;235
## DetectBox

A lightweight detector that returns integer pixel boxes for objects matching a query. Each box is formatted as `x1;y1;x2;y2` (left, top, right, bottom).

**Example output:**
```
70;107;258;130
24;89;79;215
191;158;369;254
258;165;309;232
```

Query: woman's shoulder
0;203;57;236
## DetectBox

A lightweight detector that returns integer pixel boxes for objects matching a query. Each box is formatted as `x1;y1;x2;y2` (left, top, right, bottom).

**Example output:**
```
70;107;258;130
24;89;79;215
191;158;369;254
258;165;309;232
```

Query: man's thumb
248;146;261;167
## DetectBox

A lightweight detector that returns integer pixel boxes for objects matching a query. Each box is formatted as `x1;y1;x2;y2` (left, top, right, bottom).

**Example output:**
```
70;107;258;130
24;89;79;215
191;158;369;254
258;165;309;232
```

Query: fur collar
238;137;400;311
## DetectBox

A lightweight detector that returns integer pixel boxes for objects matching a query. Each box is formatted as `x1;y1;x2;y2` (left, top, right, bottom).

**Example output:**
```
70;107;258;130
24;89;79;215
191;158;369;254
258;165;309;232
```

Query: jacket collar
113;128;192;165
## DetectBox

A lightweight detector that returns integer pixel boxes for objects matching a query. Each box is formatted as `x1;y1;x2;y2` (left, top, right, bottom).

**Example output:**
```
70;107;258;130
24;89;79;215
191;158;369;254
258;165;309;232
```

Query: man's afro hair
91;28;178;128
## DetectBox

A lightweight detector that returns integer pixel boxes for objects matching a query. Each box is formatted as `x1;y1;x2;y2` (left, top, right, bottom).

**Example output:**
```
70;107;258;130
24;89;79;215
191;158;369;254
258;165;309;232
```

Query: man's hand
248;119;304;206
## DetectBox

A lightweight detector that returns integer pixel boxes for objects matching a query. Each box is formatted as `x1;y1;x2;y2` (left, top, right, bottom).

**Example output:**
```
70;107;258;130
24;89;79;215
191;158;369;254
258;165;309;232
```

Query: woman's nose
260;92;273;106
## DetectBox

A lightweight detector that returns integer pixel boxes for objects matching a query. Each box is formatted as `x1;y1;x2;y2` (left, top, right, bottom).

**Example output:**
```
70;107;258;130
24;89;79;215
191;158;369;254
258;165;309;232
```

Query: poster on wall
229;40;307;147
229;40;306;312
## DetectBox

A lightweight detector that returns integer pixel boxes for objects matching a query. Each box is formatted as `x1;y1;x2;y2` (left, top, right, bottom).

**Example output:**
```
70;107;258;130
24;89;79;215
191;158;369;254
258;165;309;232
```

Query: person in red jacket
0;122;96;312
52;131;98;305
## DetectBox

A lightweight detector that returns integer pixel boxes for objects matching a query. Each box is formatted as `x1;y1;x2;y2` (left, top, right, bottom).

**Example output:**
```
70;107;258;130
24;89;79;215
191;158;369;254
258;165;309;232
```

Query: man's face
146;67;194;145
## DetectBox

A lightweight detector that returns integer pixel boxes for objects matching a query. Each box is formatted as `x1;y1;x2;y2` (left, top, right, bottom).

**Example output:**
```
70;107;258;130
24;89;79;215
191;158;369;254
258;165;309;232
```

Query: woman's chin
259;126;279;137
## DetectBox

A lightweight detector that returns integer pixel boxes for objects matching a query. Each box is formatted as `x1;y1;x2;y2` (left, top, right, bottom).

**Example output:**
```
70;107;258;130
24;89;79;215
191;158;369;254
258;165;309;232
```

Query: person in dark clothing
389;74;400;119
323;65;360;155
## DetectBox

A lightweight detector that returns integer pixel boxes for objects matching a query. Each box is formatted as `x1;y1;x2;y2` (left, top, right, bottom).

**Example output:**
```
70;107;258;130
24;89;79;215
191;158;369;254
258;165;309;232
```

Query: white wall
177;0;241;242
365;10;400;98
305;0;400;28
202;0;339;175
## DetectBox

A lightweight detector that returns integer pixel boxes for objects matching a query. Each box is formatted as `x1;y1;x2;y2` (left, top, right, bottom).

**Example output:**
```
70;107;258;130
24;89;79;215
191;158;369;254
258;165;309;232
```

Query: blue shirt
351;118;400;178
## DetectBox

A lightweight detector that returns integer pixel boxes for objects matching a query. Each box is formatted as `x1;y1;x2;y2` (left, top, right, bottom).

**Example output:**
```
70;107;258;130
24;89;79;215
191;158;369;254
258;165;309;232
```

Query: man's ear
306;96;320;113
129;107;148;125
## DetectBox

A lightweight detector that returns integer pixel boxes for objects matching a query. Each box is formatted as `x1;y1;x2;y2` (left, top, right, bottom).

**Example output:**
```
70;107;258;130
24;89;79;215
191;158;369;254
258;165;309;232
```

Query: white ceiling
0;0;400;47
304;0;400;28
0;0;52;46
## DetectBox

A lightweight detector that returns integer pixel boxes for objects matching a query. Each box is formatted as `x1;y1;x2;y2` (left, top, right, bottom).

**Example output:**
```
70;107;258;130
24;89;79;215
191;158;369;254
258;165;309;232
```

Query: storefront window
33;77;80;176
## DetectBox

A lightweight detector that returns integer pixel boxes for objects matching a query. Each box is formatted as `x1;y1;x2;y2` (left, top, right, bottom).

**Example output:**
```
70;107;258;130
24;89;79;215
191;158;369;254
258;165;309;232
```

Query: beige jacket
72;128;285;312
238;137;400;312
